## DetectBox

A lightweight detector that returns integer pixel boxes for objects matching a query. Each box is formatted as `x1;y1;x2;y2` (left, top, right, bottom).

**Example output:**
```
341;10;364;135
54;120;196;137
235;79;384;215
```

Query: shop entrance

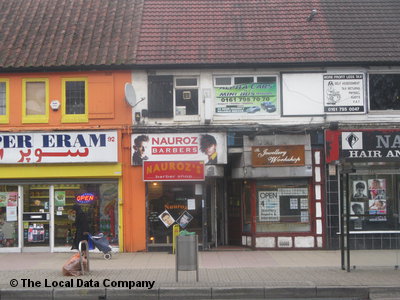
22;185;51;251
0;181;119;252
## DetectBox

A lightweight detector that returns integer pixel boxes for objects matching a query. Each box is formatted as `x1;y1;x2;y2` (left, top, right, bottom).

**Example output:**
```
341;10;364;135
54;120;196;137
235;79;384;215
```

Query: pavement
0;249;400;299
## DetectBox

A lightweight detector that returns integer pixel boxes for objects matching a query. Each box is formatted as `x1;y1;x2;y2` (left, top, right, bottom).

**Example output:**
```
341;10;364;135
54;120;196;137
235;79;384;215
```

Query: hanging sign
143;161;205;181
252;145;305;167
0;131;118;164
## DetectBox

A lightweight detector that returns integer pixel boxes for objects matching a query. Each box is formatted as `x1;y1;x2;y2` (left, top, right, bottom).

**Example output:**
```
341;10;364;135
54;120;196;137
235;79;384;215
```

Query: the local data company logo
341;132;363;150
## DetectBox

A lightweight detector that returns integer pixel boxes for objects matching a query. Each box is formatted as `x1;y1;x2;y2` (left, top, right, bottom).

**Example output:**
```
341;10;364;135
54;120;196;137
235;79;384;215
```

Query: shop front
230;133;325;249
326;129;400;249
0;131;122;252
131;132;227;251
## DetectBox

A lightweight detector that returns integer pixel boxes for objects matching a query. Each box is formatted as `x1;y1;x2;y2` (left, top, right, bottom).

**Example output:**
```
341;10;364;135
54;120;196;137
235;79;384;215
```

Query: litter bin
175;234;198;281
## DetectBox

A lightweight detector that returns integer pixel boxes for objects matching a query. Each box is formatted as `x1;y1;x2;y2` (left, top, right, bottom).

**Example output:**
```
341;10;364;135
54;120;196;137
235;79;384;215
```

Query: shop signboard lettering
252;145;305;167
341;131;400;161
215;81;277;115
323;74;365;113
143;161;205;181
131;133;227;166
0;131;118;164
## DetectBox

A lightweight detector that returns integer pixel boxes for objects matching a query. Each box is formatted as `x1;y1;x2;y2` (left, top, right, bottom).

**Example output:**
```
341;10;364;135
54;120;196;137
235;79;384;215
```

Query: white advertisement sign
0;131;118;164
323;74;365;113
131;133;227;166
258;191;280;222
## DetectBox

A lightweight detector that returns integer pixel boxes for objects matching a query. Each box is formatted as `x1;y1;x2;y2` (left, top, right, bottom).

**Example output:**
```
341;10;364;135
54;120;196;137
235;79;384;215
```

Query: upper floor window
369;74;400;111
22;78;49;123
148;75;199;118
214;75;278;115
175;77;198;116
62;78;88;123
0;79;9;123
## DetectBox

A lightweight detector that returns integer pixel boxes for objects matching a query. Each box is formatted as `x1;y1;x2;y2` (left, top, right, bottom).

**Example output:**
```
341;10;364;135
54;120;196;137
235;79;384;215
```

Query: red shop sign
143;161;205;181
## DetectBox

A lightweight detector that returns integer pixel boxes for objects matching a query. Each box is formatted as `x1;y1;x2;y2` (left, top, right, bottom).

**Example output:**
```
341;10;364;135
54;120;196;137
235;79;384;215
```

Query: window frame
213;75;277;87
61;78;88;123
368;72;400;112
0;79;9;124
22;78;49;124
173;76;200;118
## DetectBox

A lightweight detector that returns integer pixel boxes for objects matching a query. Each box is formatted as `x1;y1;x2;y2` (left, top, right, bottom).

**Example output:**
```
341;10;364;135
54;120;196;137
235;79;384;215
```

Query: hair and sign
323;74;365;113
342;131;400;161
214;81;277;115
0;131;118;163
252;145;305;167
143;161;205;181
131;133;227;166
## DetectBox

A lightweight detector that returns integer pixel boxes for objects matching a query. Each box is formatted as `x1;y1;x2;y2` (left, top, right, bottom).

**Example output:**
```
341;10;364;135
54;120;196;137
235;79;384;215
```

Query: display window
349;174;400;231
255;180;311;233
0;185;18;248
147;182;203;245
52;182;119;247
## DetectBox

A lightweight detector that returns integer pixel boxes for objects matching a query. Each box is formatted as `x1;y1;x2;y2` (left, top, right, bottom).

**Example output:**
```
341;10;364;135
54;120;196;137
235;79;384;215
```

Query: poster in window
350;202;364;220
6;192;18;207
300;211;309;222
158;210;175;228
368;179;386;200
0;192;7;207
300;198;308;209
368;199;387;221
6;206;17;221
290;198;298;210
258;191;279;222
177;211;193;229
55;191;66;206
353;181;368;199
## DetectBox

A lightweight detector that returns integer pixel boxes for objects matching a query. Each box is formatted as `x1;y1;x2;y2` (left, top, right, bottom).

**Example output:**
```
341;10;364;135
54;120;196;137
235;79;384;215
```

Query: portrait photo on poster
132;134;149;166
177;211;193;229
350;201;364;219
158;210;175;228
353;180;368;199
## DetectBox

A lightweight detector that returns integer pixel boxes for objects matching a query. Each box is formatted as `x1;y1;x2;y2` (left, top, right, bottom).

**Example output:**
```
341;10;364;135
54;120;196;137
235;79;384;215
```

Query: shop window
369;74;400;110
214;75;276;87
147;182;203;245
51;183;119;248
62;78;88;123
0;79;9;123
0;185;19;248
22;78;49;123
148;75;199;118
349;174;399;231
256;182;311;233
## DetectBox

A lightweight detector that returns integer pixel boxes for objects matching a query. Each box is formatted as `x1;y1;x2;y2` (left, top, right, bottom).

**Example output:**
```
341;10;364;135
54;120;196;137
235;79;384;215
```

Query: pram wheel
104;252;112;260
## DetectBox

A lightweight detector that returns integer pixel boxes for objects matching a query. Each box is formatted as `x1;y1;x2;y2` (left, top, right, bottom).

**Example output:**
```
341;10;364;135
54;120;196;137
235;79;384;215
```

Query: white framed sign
323;74;365;113
0;131;118;164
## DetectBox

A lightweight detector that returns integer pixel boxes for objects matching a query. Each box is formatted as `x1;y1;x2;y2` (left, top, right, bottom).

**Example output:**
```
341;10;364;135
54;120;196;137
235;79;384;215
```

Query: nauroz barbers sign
341;131;400;161
252;145;305;167
0;131;118;164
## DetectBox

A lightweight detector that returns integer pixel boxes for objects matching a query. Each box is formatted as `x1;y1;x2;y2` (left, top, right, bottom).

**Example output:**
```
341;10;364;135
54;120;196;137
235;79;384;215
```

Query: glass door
22;185;50;249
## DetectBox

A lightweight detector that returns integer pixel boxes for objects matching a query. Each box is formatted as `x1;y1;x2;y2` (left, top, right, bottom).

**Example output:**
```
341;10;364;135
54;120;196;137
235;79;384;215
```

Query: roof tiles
0;0;399;69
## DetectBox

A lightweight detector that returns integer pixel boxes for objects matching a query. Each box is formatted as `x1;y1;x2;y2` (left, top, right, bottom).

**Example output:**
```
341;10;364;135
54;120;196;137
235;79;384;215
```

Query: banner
215;81;277;115
131;133;227;166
